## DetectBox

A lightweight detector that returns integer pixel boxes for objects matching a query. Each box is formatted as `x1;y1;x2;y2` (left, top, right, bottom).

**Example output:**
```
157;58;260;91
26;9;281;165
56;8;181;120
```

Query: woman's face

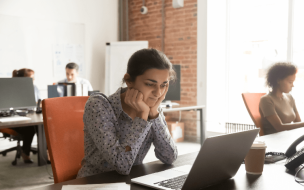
126;69;169;107
29;73;34;80
278;73;296;93
29;72;35;83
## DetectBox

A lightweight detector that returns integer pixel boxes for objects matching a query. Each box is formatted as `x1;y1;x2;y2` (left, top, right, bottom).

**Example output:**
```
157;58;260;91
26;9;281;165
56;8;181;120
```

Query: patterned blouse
77;87;178;178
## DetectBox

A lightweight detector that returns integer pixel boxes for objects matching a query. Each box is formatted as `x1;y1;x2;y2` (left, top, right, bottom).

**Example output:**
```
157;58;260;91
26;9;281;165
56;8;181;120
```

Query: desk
0;113;48;166
163;105;205;145
34;127;304;190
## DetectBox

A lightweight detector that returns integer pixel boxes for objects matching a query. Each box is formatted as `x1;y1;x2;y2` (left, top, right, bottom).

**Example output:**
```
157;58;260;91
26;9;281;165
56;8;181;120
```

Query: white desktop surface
162;105;205;113
0;116;31;123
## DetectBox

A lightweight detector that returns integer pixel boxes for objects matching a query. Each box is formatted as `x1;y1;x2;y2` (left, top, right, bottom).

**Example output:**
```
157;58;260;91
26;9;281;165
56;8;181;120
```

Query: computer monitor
48;85;66;98
0;78;36;111
58;83;76;96
164;64;181;101
48;83;91;98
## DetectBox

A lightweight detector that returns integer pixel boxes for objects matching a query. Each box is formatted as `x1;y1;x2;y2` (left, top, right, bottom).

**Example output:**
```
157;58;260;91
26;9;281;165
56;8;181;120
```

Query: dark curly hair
122;48;176;83
266;62;297;90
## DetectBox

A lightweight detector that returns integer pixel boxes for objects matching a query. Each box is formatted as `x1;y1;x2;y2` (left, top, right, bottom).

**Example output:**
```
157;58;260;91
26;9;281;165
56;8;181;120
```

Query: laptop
131;129;259;190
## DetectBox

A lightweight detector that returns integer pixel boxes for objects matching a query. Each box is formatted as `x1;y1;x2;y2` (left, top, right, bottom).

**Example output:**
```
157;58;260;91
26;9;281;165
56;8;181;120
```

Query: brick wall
128;0;198;142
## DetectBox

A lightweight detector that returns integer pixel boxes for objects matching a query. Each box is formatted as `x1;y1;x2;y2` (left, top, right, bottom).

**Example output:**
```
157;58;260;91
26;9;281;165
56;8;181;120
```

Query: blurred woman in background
260;62;304;135
11;68;39;163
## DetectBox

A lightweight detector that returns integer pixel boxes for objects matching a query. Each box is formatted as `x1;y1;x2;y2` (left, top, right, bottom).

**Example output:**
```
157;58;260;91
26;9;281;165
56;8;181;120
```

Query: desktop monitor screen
163;64;181;101
48;85;66;98
0;78;36;110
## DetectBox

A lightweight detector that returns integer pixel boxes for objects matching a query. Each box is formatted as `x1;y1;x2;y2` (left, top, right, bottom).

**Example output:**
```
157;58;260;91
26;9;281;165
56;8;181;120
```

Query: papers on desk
62;183;130;190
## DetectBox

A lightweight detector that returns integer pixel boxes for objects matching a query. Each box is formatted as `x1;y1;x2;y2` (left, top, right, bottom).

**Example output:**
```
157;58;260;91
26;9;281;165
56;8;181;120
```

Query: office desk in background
0;113;48;166
33;127;304;190
163;105;205;145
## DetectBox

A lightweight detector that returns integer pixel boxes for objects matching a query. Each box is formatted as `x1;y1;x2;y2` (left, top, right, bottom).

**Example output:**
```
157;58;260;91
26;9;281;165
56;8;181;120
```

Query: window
291;0;304;116
198;0;304;132
226;0;302;124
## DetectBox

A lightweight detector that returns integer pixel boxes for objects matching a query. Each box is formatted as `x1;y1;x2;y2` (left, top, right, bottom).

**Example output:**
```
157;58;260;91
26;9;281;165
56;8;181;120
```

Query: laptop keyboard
154;174;188;190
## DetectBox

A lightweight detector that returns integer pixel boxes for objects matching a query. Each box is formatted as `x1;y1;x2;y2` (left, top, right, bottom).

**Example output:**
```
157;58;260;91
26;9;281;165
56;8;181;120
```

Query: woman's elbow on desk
161;156;177;165
165;156;177;165
155;150;178;165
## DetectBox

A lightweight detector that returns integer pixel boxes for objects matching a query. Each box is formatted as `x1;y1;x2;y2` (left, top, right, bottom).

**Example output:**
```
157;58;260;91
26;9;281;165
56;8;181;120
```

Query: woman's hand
124;88;150;121
149;85;169;119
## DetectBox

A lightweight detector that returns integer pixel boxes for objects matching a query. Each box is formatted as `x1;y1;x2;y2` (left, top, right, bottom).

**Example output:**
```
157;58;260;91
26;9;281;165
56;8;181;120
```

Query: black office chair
0;128;37;165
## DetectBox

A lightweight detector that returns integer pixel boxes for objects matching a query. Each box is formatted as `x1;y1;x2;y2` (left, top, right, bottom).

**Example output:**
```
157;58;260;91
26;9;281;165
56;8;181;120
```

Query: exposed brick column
128;0;198;142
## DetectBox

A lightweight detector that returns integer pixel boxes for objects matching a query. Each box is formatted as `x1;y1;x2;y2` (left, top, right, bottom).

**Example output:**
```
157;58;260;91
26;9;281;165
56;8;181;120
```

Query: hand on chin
146;99;158;108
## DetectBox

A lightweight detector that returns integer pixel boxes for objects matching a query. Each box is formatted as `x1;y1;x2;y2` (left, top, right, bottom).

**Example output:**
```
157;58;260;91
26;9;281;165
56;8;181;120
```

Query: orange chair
242;93;266;136
42;96;89;183
0;128;37;165
0;129;23;165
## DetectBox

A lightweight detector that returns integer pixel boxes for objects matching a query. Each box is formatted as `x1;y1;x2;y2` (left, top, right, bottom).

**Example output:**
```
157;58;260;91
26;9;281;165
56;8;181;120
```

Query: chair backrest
42;96;89;183
242;93;266;136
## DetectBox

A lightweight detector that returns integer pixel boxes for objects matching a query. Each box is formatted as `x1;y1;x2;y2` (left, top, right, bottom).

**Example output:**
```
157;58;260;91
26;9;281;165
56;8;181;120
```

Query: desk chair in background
42;96;88;183
0;129;37;165
242;93;266;136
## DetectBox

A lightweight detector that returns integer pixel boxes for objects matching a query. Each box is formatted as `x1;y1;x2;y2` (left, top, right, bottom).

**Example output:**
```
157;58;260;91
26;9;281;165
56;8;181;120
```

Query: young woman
77;49;178;178
259;62;304;135
12;68;39;163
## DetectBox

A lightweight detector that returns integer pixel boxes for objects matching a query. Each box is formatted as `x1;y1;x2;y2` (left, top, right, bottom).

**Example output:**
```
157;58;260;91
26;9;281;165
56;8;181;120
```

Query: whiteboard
53;43;85;77
105;41;148;96
0;14;85;98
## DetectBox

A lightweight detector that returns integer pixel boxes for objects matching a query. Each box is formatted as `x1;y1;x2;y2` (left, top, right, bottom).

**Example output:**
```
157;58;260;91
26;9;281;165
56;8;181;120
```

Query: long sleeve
151;110;178;164
83;95;152;175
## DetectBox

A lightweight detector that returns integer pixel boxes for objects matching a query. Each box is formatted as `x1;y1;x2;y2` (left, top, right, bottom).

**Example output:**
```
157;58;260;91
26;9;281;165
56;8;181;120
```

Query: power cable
295;164;304;186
